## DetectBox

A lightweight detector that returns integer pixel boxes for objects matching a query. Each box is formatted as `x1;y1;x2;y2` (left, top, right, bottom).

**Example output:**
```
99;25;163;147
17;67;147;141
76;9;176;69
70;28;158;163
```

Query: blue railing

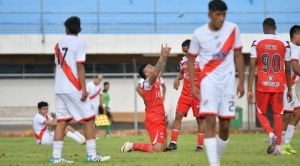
0;0;300;34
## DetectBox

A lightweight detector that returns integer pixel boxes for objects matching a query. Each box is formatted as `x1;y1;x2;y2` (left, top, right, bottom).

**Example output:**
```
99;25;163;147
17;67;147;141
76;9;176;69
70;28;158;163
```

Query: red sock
273;114;282;145
197;133;204;146
256;112;272;134
132;143;153;152
171;129;179;143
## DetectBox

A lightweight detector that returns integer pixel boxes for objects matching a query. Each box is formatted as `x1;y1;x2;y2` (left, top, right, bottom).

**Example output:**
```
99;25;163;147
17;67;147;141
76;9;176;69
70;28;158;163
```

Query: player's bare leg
204;115;219;166
282;109;300;154
195;117;205;152
85;118;111;162
167;112;185;150
217;118;230;162
51;121;74;163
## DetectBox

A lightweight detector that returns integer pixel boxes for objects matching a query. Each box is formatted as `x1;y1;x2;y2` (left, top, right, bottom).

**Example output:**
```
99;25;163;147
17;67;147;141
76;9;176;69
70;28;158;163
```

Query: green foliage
0;134;300;166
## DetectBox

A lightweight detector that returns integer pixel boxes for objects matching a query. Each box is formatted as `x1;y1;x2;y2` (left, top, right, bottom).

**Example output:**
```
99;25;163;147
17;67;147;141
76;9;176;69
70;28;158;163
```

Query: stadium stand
1;0;300;34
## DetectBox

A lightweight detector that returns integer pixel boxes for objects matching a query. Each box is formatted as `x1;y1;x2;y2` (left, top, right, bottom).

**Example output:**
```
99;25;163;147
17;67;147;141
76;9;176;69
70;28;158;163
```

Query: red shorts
176;95;200;118
145;119;167;144
256;90;284;114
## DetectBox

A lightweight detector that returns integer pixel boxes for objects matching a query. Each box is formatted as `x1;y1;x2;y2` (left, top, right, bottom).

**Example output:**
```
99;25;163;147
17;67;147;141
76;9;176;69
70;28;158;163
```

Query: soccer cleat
166;142;177;151
274;149;281;156
281;148;291;155
120;141;132;153
282;144;296;154
86;153;111;162
267;135;278;154
195;146;203;152
50;157;74;164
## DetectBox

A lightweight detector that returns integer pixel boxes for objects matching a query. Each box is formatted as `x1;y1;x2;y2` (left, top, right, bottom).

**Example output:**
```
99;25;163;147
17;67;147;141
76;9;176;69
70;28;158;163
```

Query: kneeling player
120;44;171;153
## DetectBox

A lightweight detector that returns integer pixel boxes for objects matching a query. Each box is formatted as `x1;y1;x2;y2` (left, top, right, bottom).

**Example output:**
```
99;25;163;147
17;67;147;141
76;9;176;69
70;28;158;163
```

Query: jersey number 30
261;53;281;73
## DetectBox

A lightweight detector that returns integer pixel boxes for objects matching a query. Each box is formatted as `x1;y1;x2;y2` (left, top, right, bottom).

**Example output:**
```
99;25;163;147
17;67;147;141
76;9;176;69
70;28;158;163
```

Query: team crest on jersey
216;41;221;48
268;75;274;81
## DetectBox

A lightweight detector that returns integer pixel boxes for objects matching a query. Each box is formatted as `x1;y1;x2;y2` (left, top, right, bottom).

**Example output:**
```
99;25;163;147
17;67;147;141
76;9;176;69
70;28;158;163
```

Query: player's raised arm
148;44;171;85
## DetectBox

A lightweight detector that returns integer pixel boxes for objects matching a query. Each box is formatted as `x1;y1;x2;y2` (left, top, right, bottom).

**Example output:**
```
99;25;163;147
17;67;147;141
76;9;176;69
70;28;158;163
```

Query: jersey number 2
261;53;280;73
57;47;68;68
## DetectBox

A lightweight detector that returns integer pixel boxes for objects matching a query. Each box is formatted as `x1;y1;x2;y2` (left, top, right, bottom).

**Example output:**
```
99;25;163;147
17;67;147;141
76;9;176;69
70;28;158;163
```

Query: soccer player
99;82;113;137
87;74;104;116
120;44;171;153
281;25;300;155
187;1;245;165
52;16;110;163
33;101;86;145
136;76;166;101
248;18;292;156
167;39;205;152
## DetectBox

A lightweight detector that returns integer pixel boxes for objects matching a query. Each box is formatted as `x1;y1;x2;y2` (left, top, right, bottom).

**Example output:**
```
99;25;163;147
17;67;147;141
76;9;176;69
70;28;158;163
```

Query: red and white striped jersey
188;21;243;86
179;56;201;97
54;35;87;94
32;113;52;141
250;34;291;92
86;81;103;105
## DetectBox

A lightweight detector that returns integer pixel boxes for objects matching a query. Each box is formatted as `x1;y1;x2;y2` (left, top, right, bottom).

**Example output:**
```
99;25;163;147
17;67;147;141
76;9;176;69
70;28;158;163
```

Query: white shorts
37;131;54;145
91;104;99;115
200;84;235;119
56;91;95;123
284;86;300;112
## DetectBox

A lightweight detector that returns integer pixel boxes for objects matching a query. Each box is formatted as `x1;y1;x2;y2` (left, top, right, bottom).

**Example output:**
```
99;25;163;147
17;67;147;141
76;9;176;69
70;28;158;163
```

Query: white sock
281;131;286;146
129;143;133;149
74;131;85;140
66;131;82;143
268;132;274;139
204;138;218;166
285;125;295;144
52;141;63;158
86;139;97;156
216;135;229;162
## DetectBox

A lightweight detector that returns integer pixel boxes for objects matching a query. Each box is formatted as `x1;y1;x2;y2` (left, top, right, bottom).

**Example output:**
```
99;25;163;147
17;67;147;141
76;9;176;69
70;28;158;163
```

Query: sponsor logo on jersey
262;74;280;87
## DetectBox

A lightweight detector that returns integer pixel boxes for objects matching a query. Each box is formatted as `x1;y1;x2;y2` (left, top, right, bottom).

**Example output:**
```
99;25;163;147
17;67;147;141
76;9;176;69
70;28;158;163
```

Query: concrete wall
0;77;249;124
0;34;290;55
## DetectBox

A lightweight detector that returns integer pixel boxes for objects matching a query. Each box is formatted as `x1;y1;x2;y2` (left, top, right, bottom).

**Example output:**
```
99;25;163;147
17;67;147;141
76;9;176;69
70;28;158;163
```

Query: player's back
253;34;290;92
54;35;86;94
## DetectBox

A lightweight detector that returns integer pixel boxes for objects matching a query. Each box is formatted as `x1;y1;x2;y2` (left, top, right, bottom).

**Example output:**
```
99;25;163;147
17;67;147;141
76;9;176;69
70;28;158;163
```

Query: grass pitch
0;133;300;166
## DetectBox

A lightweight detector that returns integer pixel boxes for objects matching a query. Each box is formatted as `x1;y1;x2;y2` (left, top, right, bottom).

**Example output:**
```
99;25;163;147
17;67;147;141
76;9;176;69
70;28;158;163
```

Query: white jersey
289;42;300;87
86;81;103;106
32;113;53;143
54;35;87;94
188;21;243;86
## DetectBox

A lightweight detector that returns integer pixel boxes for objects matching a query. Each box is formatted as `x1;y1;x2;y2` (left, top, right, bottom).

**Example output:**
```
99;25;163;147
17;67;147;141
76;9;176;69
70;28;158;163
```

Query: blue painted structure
0;0;299;34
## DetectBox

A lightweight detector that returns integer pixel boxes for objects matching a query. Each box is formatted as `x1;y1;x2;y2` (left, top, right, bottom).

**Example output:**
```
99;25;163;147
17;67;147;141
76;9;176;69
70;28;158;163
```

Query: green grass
0;134;300;166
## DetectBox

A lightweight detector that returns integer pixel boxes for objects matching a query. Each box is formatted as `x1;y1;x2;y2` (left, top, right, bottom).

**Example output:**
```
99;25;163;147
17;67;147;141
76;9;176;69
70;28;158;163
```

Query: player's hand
287;90;293;103
173;78;180;90
161;43;172;57
191;86;200;100
247;91;253;103
81;89;88;101
51;112;57;119
236;83;245;98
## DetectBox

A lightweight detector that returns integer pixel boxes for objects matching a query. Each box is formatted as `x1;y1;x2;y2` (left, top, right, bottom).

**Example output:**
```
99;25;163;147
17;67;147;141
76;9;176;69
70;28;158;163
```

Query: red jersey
180;56;201;97
141;79;165;122
250;34;291;92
